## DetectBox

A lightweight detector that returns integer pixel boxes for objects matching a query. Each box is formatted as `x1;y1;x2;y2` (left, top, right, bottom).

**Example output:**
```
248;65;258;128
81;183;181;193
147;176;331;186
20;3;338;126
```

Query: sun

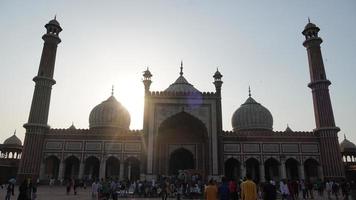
114;74;145;130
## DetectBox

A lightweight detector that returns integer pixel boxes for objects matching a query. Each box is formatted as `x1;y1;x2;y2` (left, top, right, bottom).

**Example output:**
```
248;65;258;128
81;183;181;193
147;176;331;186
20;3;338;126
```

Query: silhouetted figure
262;180;276;200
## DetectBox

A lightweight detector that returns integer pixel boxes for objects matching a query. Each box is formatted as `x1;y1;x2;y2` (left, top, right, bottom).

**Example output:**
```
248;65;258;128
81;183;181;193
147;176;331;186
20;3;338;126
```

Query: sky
0;1;355;145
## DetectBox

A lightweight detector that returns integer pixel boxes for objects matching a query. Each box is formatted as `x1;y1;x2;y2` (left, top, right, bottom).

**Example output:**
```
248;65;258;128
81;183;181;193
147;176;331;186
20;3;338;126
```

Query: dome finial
14;129;16;135
344;134;346;140
111;85;114;96
308;17;310;23
248;86;251;97
180;60;183;76
54;14;57;20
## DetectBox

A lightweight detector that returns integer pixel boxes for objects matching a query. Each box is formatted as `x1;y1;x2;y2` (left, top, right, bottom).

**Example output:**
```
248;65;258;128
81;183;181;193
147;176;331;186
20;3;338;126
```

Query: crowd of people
1;174;354;200
204;175;354;200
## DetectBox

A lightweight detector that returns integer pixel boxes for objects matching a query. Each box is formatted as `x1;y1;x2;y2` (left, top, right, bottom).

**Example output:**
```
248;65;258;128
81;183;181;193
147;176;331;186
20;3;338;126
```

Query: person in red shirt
229;179;238;200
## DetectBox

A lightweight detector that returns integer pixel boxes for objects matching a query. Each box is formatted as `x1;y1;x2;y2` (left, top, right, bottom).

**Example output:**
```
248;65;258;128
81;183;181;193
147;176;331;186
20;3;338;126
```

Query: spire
248;86;251;97
54;14;57;20
308;17;310;23
180;60;183;76
111;85;114;96
344;134;346;140
14;129;16;135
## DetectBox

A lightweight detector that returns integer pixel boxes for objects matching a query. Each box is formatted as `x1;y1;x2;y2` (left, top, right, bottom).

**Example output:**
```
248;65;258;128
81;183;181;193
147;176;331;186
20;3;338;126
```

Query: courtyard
0;185;354;200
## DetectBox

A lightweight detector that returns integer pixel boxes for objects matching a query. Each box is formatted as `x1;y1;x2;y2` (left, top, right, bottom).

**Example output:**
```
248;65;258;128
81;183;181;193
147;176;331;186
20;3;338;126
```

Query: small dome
232;96;273;131
68;123;76;130
4;132;22;146
89;95;130;130
304;22;317;30
285;125;293;132
165;75;200;93
340;135;356;152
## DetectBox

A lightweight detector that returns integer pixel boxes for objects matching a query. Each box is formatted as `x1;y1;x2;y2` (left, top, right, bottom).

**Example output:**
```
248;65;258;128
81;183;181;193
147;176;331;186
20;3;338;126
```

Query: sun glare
114;74;144;130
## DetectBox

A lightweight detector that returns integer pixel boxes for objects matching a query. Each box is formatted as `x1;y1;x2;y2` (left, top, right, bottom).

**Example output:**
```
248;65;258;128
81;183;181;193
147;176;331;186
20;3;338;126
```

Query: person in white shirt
91;180;99;199
279;180;290;200
325;180;332;200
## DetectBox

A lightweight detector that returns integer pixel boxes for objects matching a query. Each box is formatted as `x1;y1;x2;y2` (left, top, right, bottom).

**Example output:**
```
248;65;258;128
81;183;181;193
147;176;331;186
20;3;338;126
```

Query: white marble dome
89;95;130;130
232;96;273;131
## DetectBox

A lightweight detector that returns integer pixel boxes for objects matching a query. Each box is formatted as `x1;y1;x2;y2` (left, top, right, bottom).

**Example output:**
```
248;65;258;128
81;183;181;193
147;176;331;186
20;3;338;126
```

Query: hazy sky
0;1;355;145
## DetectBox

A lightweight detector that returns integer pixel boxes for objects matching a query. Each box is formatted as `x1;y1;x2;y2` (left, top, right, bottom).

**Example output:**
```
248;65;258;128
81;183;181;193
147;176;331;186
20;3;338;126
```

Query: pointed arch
169;148;195;175
45;155;60;179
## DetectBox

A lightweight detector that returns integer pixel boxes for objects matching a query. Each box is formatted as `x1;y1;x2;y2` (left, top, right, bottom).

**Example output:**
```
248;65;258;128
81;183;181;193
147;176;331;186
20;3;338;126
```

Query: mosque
2;18;355;183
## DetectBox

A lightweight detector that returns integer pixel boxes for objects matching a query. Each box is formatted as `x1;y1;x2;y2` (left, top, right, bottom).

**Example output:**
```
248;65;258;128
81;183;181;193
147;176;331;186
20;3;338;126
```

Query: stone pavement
0;186;354;200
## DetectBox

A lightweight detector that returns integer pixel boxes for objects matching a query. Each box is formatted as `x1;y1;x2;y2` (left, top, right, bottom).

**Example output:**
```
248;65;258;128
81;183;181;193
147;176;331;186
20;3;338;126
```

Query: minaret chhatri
302;20;344;179
17;17;62;182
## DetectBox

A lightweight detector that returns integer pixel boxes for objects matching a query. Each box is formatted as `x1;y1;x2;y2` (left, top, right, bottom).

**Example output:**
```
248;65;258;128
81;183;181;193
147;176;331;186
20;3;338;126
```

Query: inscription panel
65;142;82;151
85;142;102;151
243;144;260;153
224;144;240;152
45;141;63;150
282;144;299;153
301;144;319;153
105;143;122;151
124;143;141;152
263;144;279;153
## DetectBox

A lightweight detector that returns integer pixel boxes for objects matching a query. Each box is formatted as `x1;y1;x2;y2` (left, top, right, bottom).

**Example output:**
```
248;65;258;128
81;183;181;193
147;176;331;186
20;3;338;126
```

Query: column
318;165;324;181
280;161;286;180
128;162;132;181
99;158;106;179
298;164;305;180
119;162;124;180
39;160;46;180
78;161;85;180
57;160;64;181
240;163;246;179
259;163;265;183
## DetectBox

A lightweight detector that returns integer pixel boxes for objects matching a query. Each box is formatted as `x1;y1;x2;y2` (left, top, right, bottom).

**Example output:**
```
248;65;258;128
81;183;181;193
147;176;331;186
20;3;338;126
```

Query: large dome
4;132;22;146
232;96;273;131
89;95;130;130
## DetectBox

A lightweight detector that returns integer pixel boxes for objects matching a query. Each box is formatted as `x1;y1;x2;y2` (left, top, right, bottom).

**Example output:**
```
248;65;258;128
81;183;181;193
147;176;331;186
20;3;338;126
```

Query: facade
16;18;347;183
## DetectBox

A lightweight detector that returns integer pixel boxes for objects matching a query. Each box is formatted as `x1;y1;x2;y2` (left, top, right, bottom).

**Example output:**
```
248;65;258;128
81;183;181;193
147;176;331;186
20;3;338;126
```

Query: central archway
169;148;195;175
157;111;208;176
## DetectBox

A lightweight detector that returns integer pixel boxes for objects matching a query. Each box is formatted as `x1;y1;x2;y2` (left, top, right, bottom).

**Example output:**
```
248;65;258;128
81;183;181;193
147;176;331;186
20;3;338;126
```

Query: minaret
142;67;152;174
17;17;62;182
213;68;224;173
302;20;344;179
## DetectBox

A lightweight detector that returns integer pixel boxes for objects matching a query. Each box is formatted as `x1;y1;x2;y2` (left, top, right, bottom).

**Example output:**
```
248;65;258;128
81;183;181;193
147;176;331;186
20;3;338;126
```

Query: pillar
99;158;106;179
259;163;265;183
57;160;64;180
318;165;324;181
78;161;85;180
119;162;124;180
128;162;132;181
240;163;246;179
280;161;286;180
298;164;305;180
39;160;46;180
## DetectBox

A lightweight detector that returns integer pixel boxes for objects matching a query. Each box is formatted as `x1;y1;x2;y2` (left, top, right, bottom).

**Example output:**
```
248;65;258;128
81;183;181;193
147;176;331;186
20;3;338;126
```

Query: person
262;179;276;200
229;179;238;200
300;180;307;200
325;180;332;200
204;179;217;200
240;173;257;200
5;182;14;200
279;180;290;200
332;181;339;200
17;180;28;200
91;179;99;199
219;177;229;200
